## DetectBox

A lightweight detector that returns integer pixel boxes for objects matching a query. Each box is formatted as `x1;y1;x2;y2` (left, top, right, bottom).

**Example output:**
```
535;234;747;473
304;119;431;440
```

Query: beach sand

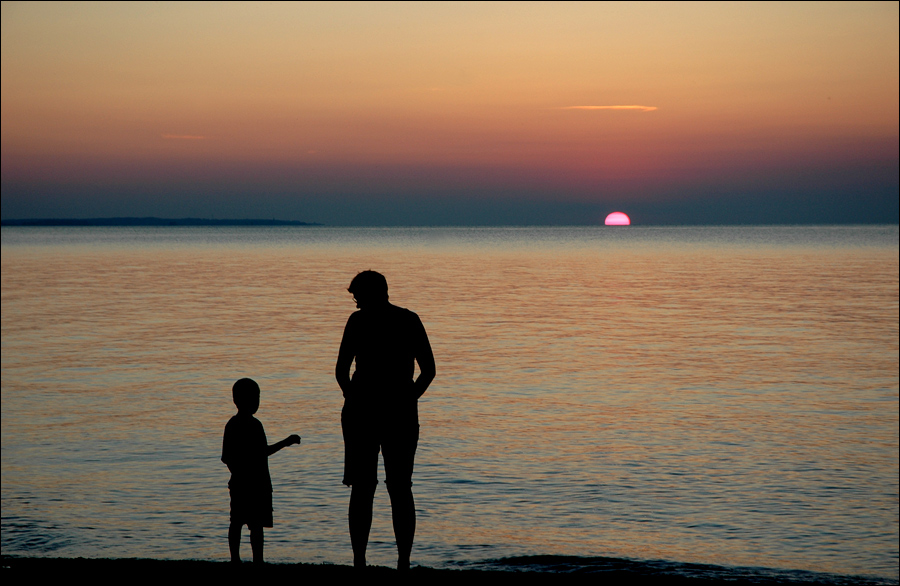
0;556;596;584
3;555;879;585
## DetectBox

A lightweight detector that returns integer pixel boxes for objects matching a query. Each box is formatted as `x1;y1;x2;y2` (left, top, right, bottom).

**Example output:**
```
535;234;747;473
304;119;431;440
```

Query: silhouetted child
222;377;300;565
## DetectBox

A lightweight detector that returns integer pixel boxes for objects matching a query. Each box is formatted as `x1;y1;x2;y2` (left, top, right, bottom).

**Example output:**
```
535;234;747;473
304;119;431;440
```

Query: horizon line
3;217;898;228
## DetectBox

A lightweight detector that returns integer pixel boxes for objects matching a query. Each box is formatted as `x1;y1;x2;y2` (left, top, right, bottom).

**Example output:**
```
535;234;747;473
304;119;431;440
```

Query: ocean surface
1;226;898;583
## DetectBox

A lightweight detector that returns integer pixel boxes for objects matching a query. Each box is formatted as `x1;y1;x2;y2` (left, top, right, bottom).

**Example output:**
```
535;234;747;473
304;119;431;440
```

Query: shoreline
0;557;580;584
0;218;321;227
2;556;895;585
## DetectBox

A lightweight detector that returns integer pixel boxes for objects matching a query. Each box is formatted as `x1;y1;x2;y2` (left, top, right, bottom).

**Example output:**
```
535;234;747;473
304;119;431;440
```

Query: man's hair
232;377;260;410
348;270;388;302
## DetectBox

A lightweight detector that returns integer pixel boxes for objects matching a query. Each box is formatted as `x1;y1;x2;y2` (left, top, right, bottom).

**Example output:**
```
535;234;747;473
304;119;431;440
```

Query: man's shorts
342;404;419;488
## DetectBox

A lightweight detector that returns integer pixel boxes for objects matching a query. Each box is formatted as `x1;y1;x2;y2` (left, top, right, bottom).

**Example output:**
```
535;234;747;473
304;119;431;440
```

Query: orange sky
1;1;897;223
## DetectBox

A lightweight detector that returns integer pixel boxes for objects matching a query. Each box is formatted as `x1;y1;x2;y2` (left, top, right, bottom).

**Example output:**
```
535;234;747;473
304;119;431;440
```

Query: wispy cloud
161;134;207;140
562;105;657;112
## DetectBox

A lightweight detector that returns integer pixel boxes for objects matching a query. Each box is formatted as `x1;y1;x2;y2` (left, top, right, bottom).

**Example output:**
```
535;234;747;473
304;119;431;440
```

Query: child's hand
288;434;301;445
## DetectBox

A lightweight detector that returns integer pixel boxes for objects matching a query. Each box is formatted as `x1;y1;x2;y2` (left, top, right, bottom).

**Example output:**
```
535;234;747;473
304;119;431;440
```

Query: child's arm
267;434;301;456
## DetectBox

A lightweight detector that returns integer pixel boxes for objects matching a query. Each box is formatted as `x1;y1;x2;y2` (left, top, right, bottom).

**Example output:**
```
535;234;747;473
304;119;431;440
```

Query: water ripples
2;226;897;579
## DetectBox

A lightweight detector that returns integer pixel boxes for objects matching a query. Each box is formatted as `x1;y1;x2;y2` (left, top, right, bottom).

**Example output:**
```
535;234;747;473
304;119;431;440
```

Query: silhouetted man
335;270;435;571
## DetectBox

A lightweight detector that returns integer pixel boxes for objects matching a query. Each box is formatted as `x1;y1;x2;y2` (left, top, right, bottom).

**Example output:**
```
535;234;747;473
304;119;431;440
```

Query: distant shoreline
1;218;321;227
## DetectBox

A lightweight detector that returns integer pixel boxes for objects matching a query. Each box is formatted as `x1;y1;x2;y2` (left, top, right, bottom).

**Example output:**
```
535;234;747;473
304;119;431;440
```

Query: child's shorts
230;488;273;528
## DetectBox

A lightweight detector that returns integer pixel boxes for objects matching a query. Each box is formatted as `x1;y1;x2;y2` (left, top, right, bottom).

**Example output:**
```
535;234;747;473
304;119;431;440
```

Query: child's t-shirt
222;413;272;495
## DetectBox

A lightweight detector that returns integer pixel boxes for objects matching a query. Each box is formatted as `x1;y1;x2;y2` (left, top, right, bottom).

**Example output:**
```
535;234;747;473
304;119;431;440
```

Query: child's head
232;378;260;414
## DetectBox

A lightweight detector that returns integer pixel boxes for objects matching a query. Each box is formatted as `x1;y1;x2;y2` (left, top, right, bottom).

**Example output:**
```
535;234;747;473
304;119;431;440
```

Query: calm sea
1;226;898;582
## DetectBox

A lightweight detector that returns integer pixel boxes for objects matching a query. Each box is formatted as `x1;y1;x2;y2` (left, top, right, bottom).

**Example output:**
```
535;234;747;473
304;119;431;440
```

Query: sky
1;1;897;225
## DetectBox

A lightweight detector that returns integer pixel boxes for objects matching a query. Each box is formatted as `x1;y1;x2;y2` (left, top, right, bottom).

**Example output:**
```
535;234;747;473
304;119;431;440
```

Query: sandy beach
0;556;658;584
4;556;894;585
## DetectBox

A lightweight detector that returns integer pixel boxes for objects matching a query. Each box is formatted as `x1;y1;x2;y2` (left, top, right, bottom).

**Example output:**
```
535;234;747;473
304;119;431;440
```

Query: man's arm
411;317;435;400
335;317;355;397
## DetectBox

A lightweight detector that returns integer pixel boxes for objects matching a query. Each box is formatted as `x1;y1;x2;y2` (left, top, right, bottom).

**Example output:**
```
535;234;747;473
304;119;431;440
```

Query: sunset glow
563;106;658;112
1;2;896;225
605;212;631;226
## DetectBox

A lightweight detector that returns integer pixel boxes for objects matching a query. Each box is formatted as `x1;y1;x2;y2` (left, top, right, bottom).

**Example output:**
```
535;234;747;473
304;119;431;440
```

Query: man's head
348;270;389;309
232;377;260;414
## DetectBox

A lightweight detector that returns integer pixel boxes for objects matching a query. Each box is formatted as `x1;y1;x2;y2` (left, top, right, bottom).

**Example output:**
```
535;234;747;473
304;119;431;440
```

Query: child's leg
228;521;243;563
249;524;264;564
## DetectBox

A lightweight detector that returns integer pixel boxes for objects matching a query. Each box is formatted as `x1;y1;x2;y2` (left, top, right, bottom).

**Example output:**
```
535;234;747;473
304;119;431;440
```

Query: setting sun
605;212;631;226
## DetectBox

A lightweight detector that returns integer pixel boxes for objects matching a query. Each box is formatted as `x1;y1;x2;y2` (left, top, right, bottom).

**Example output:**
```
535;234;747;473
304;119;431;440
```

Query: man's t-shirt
339;303;429;419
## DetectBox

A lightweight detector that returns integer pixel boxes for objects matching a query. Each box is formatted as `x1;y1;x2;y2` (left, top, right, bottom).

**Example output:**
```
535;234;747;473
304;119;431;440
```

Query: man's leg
386;482;415;571
349;482;377;568
343;412;380;569
384;424;420;571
